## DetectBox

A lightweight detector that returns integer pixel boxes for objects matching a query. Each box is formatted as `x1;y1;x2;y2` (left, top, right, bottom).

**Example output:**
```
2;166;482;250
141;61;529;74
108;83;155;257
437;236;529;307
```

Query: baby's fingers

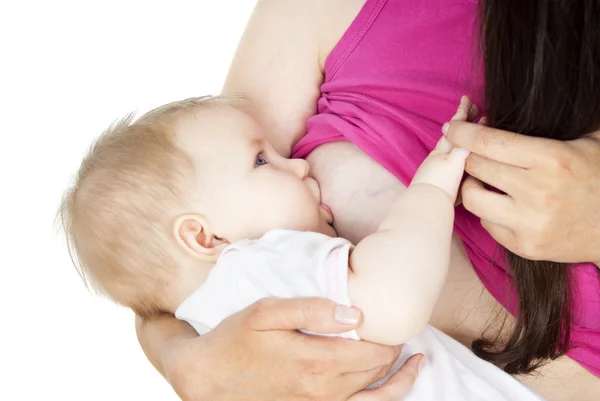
448;146;470;164
467;103;479;122
452;96;474;122
431;134;453;154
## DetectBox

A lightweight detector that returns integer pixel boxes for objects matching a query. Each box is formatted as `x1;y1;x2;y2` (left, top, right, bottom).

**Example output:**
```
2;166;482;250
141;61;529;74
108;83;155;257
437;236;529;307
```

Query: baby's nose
289;158;309;179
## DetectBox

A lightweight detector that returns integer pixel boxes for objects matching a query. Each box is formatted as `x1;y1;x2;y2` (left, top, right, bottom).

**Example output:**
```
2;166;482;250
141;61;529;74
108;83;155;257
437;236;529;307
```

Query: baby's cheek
287;202;316;230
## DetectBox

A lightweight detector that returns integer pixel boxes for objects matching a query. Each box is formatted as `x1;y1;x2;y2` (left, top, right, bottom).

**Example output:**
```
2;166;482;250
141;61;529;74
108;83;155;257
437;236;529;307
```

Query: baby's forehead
177;105;259;141
175;105;261;163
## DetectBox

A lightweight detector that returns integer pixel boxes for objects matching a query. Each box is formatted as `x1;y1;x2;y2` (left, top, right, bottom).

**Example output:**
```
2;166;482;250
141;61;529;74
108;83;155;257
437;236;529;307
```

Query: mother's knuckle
473;126;492;149
465;155;480;174
299;354;323;374
314;351;335;374
244;298;271;324
374;364;391;382
538;189;556;208
521;242;542;260
299;298;322;320
527;207;554;235
517;233;545;260
461;190;476;211
530;182;555;207
546;145;576;173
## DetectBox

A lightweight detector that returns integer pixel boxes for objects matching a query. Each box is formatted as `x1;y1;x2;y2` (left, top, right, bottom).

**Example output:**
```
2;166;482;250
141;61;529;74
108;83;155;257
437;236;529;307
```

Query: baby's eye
255;154;268;167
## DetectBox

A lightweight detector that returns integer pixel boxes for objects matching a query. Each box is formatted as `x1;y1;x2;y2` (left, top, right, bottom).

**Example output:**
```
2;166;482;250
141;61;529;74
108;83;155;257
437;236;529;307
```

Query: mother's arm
135;314;196;383
136;298;421;401
222;0;363;156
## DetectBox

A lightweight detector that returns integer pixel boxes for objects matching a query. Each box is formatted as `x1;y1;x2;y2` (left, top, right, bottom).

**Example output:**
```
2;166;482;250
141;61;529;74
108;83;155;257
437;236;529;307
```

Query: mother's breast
306;141;513;345
306;141;404;244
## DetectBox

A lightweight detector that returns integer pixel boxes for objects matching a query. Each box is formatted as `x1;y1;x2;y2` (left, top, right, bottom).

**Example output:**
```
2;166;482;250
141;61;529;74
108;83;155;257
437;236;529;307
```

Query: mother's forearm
135;313;198;380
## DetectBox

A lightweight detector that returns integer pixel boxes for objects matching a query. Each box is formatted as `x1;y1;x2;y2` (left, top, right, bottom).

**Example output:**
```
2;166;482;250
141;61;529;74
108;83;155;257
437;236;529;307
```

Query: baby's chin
318;220;338;238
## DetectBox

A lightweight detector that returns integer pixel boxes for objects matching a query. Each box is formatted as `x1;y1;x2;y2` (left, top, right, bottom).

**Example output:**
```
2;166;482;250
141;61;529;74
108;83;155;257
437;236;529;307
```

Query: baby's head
60;96;335;317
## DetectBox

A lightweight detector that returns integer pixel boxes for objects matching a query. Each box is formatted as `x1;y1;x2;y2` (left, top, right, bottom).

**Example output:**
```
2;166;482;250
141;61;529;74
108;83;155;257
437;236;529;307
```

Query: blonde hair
59;96;223;317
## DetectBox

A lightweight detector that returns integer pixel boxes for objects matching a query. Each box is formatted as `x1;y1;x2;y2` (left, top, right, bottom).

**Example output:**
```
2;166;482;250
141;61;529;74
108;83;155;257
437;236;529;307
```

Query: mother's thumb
245;297;363;333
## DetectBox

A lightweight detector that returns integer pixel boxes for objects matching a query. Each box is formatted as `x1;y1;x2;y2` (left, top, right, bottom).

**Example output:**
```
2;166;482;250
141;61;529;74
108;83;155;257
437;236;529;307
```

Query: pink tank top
292;0;600;376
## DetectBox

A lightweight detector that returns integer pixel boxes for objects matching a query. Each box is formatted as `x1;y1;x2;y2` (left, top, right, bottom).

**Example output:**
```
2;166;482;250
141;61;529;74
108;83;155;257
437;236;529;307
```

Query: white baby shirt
175;229;545;400
176;229;358;339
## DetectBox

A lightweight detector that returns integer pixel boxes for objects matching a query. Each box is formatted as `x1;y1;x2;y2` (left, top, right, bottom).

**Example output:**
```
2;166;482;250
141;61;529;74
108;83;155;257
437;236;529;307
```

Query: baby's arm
348;97;475;345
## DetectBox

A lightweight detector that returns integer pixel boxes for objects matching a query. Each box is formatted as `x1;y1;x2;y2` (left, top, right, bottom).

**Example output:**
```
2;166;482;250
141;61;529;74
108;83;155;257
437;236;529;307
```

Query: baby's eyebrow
247;137;264;150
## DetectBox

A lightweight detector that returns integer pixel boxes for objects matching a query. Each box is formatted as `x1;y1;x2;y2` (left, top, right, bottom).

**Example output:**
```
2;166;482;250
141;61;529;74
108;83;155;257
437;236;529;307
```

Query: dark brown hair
473;0;600;374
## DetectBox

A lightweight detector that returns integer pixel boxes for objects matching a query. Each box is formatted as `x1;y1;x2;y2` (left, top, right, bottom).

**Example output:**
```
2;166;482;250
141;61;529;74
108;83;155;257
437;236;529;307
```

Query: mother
137;0;600;400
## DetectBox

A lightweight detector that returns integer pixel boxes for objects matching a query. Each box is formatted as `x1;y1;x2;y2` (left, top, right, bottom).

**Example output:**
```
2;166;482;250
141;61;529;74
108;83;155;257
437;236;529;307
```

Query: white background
0;1;254;399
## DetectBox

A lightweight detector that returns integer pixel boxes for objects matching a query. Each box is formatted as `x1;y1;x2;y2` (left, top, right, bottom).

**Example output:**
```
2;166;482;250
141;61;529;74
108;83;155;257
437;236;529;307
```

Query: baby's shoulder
217;229;351;274
227;229;346;254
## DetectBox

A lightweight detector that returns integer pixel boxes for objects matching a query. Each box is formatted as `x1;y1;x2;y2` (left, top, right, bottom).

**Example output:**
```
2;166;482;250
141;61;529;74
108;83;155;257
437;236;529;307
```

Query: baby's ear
173;214;229;262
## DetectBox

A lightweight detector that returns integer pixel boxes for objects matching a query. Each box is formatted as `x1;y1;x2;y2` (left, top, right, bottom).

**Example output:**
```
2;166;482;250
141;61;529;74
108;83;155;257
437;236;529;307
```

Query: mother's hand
144;297;422;401
445;121;600;265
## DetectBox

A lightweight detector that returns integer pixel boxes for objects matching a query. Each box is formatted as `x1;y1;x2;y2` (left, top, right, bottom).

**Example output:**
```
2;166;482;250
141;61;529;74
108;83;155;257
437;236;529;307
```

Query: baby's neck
162;259;216;314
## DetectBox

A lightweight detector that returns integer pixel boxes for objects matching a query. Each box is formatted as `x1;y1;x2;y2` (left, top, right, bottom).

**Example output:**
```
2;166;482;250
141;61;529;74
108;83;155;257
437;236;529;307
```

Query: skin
174;106;337;245
444;121;600;267
137;0;600;400
136;299;422;401
161;105;337;312
172;100;468;346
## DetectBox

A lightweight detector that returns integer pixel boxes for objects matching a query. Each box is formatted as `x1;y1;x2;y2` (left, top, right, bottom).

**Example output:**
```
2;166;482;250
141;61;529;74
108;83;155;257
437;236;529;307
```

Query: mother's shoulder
253;0;365;71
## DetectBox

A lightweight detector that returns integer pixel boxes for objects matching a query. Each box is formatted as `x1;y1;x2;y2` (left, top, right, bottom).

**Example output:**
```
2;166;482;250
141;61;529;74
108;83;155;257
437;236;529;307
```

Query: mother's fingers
347;354;423;401
479;220;524;258
245;297;361;333
460;176;517;227
341;364;396;395
445;121;547;168
465;153;526;195
318;337;401;373
291;335;400;376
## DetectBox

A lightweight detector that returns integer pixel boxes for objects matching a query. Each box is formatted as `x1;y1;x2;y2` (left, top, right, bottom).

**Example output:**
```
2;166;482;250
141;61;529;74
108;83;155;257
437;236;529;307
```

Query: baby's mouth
304;177;334;225
320;203;334;225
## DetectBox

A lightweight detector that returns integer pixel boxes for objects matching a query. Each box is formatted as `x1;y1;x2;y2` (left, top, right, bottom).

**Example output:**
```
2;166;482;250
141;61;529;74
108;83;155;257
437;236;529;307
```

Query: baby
60;96;550;399
61;94;470;354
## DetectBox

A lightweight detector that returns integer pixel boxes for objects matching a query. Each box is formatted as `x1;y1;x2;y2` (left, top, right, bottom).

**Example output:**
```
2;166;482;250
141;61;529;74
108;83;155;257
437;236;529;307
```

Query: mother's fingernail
334;305;360;324
418;356;428;372
442;122;450;134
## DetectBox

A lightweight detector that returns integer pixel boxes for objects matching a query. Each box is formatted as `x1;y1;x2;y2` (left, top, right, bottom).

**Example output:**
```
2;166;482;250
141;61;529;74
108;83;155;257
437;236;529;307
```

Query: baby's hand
411;96;480;202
